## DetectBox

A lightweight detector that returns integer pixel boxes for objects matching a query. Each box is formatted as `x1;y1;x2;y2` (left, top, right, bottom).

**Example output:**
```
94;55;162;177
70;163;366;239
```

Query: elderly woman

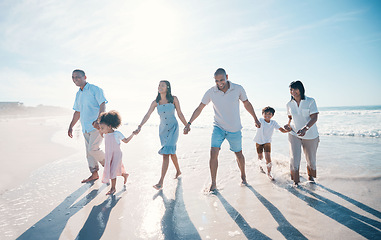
284;81;319;186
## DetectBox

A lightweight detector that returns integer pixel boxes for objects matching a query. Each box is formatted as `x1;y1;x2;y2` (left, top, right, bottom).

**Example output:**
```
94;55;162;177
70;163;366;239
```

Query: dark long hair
156;80;174;103
289;80;305;100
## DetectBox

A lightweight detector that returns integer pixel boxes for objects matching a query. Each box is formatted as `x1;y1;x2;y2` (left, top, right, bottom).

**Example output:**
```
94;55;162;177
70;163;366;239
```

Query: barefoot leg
106;178;116;195
123;173;129;184
265;152;273;180
210;147;219;191
170;154;182;178
154;155;169;190
234;151;247;185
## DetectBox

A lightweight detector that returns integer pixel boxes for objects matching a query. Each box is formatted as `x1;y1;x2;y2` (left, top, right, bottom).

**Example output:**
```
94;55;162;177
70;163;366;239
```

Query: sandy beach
0;110;380;240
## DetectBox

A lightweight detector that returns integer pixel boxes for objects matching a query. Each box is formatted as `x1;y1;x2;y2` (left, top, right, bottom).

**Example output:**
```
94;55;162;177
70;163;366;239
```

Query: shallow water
0;107;380;239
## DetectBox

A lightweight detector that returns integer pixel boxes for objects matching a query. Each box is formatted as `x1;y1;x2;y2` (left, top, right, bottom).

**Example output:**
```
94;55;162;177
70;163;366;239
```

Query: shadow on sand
316;183;381;219
285;183;381;239
17;182;107;240
75;186;126;240
213;190;271;240
153;178;201;240
246;184;307;240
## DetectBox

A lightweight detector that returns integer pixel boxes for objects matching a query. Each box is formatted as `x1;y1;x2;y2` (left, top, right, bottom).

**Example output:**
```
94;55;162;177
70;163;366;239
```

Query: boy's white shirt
254;118;281;144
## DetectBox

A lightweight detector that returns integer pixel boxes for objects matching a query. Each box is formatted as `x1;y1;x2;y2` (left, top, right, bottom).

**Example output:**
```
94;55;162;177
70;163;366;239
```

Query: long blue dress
157;103;179;155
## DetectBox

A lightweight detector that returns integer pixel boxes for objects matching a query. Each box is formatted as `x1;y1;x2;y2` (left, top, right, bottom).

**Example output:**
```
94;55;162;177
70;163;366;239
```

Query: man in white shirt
184;68;261;191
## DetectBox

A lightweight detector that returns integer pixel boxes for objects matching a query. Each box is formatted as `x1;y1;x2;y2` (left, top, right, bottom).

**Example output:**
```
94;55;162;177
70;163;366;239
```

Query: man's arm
184;103;206;134
242;100;261;128
68;111;80;138
92;102;106;129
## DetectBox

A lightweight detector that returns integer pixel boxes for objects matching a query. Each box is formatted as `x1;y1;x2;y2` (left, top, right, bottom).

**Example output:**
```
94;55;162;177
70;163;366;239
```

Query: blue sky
0;0;380;116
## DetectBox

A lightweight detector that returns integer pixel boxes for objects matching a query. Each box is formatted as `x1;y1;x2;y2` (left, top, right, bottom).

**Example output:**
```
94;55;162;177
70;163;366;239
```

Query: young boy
254;106;289;180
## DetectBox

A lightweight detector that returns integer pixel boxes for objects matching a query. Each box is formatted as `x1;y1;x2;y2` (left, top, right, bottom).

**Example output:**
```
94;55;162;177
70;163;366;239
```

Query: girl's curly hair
99;110;122;129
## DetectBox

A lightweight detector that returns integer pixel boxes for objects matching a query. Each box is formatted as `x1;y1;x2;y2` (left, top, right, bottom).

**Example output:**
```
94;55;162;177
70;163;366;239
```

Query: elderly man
68;69;107;183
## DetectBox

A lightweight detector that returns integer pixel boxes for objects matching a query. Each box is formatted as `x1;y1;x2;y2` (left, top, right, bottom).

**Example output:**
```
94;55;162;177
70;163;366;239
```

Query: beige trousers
288;134;319;183
83;129;105;173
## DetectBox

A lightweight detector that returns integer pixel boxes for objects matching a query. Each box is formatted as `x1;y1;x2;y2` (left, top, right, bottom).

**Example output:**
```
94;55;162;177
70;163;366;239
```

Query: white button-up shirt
286;96;319;139
202;81;248;132
73;83;107;133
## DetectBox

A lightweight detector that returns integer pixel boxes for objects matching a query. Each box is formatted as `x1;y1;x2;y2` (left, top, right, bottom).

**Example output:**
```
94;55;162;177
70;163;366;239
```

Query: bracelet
305;125;310;130
187;122;191;125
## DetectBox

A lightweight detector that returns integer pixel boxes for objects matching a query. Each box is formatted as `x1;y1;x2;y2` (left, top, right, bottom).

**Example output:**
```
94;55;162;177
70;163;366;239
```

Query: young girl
98;110;135;195
134;80;188;190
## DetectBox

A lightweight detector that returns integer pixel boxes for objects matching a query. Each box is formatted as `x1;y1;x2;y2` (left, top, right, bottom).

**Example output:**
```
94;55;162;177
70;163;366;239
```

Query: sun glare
131;1;181;57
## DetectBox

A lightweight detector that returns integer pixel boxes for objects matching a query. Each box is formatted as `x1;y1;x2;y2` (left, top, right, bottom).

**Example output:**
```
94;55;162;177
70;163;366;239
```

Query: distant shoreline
0;104;72;117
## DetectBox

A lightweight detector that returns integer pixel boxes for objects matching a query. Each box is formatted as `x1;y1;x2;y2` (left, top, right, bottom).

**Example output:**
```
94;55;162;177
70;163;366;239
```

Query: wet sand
0;116;380;239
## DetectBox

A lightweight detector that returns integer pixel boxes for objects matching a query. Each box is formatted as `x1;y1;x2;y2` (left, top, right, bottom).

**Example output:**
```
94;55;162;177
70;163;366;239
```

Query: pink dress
102;131;127;183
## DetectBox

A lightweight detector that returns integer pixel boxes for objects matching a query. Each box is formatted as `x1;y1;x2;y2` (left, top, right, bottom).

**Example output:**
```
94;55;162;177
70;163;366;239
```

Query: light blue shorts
211;126;242;152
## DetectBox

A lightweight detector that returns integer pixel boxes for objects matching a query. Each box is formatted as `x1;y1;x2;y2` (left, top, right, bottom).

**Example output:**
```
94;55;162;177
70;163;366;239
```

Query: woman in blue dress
134;80;188;190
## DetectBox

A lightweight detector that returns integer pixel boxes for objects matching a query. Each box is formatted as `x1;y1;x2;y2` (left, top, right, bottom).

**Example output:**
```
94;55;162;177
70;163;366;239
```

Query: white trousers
83;129;105;173
288;134;319;182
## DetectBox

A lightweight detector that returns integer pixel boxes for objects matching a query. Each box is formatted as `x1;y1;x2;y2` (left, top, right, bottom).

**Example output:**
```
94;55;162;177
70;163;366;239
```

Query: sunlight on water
139;197;165;239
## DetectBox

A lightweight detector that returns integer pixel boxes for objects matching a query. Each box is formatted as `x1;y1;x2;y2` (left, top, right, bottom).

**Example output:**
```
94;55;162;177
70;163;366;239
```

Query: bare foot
153;184;163;190
209;183;217;192
174;171;182;179
123;173;129;184
81;173;99;183
267;173;274;181
241;180;248;186
106;188;116;195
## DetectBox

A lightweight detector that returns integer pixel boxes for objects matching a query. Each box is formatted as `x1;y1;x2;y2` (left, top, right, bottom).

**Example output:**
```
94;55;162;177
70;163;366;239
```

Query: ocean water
246;105;381;177
176;105;381;182
1;105;380;239
127;104;381;183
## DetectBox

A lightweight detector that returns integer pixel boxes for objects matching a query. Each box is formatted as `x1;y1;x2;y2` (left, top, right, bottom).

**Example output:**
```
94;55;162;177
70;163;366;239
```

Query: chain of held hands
92;118;310;137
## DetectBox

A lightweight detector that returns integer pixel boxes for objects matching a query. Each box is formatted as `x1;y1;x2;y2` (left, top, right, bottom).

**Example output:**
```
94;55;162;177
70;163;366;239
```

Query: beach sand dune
0;116;380;239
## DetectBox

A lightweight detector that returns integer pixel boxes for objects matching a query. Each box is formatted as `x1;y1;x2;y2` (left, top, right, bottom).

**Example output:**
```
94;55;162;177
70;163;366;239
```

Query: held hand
183;125;191;134
297;128;307;137
255;119;261;128
284;124;292;132
68;128;73;138
133;126;141;135
92;121;100;130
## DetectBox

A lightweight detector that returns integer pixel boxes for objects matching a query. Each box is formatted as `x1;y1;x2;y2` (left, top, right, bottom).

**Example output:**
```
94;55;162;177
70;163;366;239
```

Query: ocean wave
322;175;381;181
321;130;381;138
319;111;381;116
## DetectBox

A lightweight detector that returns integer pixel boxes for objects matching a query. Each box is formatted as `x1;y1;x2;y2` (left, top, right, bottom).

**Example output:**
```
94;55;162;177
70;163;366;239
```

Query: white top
287;96;319;139
201;81;248;132
108;131;125;144
254;118;281;144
